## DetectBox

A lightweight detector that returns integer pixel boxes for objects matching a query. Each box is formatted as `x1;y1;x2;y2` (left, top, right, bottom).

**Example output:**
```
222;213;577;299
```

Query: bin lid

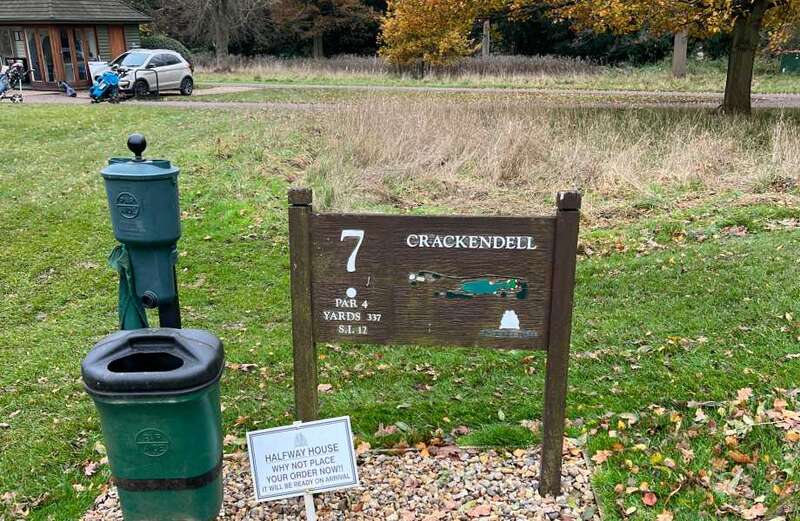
82;329;224;396
101;133;179;181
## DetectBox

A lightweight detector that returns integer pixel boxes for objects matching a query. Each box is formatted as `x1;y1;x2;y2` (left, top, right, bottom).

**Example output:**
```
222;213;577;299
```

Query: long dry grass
306;96;800;221
195;53;600;81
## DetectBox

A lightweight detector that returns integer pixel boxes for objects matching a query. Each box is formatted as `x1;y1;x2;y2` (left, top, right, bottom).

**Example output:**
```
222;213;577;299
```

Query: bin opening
108;352;184;373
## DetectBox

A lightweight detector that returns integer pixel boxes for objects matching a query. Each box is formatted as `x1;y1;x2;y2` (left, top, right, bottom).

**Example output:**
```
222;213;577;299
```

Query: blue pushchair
90;68;121;103
0;63;25;103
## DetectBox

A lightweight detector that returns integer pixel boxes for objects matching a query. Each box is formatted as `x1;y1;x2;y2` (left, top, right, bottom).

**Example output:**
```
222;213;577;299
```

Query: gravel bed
84;445;599;520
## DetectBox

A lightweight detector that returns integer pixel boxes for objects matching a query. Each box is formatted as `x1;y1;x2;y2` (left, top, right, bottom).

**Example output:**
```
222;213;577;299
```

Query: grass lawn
0;104;798;520
189;87;363;104
197;58;800;95
189;87;720;109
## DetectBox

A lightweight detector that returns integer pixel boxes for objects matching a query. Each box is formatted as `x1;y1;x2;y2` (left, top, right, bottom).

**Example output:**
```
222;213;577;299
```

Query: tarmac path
15;82;800;110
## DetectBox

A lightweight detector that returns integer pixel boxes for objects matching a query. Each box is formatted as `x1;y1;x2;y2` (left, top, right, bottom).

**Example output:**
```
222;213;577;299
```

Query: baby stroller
90;68;121;103
0;62;25;103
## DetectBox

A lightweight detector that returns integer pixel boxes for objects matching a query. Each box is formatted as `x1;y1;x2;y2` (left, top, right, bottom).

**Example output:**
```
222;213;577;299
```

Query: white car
109;49;194;96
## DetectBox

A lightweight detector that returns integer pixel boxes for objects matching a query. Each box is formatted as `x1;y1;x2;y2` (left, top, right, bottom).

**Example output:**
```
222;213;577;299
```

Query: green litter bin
780;52;800;74
82;329;225;521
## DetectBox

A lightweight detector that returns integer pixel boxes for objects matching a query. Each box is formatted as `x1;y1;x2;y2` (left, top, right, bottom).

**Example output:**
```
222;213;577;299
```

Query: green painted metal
108;245;149;330
100;135;184;329
89;386;223;521
781;52;800;74
101;146;181;312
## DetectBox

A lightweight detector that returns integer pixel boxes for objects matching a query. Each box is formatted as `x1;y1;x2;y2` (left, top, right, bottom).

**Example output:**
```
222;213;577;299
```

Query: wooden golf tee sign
288;188;581;496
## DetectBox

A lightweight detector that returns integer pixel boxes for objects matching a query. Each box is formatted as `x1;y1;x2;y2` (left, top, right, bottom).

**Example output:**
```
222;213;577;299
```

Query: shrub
140;35;193;63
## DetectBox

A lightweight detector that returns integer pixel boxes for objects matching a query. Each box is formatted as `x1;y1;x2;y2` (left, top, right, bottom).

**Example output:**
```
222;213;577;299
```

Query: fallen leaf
317;383;333;394
83;461;98;477
375;423;398;437
694;408;707;423
591;450;612;464
728;450;753;464
741;503;767;519
223;435;244;447
643;491;658;506
356;441;370;455
520;419;541;433
656;511;674;521
650;453;664;465
467;503;491;517
737;388;754;403
785;430;800;443
451;425;470;436
415;442;430;458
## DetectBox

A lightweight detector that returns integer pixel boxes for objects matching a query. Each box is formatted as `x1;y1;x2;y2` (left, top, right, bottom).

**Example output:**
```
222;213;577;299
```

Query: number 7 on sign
340;229;365;273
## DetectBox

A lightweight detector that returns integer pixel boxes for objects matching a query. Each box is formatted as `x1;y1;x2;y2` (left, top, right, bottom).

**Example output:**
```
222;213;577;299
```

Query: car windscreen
111;52;149;68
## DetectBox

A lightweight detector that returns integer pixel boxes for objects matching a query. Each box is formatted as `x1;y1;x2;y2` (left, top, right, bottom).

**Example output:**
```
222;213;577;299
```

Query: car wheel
180;77;194;96
134;79;150;97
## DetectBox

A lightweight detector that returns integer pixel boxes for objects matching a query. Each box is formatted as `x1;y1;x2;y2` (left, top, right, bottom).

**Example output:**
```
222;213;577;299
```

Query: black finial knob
127;133;147;161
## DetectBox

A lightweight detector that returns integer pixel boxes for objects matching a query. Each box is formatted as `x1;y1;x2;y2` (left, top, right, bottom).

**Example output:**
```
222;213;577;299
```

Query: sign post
540;191;581;496
287;188;581;496
289;188;318;422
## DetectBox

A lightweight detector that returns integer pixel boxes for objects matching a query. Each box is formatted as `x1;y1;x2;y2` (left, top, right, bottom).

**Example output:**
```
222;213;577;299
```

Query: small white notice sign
247;416;360;502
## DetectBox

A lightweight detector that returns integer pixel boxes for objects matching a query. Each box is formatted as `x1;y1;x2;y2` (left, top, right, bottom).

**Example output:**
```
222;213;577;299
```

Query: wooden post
540;191;581;497
672;29;689;79
289;188;319;422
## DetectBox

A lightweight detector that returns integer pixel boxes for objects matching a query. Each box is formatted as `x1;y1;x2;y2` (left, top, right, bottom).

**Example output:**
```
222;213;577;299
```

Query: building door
25;27;56;85
58;27;94;86
108;25;126;60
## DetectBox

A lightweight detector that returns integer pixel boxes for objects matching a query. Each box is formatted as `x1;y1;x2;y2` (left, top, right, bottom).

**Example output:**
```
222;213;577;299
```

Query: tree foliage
269;0;379;57
140;34;193;61
154;0;270;57
512;0;799;47
380;0;502;65
510;0;800;112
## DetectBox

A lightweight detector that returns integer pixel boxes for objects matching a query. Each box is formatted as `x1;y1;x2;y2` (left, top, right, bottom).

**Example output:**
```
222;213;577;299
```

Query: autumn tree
271;0;379;58
380;0;502;66
513;0;800;113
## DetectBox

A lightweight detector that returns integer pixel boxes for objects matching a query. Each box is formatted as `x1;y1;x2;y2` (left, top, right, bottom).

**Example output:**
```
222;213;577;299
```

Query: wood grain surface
310;214;556;350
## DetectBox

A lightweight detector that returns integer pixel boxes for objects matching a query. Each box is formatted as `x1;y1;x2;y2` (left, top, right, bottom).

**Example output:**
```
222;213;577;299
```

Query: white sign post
246;416;360;518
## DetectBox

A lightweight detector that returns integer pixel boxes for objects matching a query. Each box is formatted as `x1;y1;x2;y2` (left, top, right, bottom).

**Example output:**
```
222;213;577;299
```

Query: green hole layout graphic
408;271;529;300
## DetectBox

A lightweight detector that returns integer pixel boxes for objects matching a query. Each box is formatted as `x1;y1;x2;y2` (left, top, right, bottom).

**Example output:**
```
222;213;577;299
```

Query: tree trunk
722;1;770;114
213;13;230;60
312;33;324;59
482;20;491;58
671;29;688;78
